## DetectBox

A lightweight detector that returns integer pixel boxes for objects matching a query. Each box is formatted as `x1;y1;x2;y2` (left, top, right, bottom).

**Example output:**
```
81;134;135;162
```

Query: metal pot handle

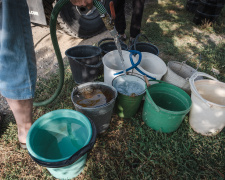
182;53;202;71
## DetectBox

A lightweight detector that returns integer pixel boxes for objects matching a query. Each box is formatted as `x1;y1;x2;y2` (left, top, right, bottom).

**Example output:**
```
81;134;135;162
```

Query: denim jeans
0;0;37;100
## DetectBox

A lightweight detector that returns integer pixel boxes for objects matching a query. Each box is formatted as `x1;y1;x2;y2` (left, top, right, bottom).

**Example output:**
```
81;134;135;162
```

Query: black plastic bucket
98;38;128;55
130;34;159;56
193;0;225;25
186;0;199;13
65;45;103;84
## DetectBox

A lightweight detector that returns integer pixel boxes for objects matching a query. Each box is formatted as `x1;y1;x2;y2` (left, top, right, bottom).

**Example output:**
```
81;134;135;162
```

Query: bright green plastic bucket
26;109;96;179
142;82;192;133
112;74;146;118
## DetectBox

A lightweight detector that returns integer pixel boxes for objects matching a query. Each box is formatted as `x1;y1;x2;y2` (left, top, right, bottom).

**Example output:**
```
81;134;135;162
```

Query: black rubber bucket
186;0;199;13
193;0;225;25
65;45;103;84
130;34;159;56
98;38;128;55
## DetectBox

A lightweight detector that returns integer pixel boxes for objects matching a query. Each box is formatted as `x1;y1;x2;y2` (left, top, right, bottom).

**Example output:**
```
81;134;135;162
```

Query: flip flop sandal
20;142;27;149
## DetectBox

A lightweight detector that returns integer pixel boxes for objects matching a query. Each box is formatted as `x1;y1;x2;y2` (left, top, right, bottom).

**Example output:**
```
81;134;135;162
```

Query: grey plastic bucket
71;82;117;134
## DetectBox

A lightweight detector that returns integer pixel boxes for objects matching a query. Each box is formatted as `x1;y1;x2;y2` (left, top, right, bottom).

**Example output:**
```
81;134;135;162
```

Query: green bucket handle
144;79;167;112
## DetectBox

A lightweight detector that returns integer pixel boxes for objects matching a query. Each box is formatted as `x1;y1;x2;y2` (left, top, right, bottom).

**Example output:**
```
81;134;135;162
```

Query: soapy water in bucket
116;80;144;96
73;88;114;108
113;75;145;96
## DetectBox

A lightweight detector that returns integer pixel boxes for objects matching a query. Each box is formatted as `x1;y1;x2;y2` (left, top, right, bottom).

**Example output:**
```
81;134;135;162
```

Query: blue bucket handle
29;118;97;168
114;50;156;80
114;50;142;75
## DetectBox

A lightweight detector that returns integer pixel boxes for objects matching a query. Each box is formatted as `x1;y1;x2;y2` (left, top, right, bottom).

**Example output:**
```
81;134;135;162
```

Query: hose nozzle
93;0;117;35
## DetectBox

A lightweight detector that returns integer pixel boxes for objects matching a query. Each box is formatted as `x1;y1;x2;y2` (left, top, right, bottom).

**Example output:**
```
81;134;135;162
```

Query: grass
1;0;225;179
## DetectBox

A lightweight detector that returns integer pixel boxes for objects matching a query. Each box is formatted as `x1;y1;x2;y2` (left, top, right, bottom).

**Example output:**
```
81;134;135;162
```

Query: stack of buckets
26;35;225;179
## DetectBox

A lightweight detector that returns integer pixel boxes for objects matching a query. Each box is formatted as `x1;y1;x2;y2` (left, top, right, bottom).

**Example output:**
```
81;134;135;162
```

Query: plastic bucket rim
100;42;128;53
112;74;146;96
190;79;225;108
138;52;167;76
26;109;93;163
65;45;102;60
131;42;159;56
71;82;118;110
146;83;192;114
102;50;131;70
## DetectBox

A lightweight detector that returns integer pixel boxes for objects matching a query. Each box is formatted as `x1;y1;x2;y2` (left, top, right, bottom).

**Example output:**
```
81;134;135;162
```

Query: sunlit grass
0;0;225;179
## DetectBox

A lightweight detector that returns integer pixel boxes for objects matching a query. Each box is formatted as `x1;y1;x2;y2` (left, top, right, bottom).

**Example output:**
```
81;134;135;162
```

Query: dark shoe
118;34;127;41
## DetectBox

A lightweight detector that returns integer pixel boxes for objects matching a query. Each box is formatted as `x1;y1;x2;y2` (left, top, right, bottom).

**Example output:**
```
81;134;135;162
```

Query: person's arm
70;0;93;9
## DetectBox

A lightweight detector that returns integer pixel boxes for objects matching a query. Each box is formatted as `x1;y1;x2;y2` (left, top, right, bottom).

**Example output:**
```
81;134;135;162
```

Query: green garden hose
34;0;111;106
33;0;69;106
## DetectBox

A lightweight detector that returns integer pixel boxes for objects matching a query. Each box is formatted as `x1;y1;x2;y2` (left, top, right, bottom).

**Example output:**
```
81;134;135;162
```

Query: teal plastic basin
26;109;95;179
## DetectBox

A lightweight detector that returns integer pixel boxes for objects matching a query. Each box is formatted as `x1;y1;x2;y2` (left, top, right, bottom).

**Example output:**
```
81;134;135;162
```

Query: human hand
70;0;93;9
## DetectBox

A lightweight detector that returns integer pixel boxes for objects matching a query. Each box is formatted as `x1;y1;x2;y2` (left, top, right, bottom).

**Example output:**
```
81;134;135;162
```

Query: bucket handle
133;34;155;51
182;53;202;71
113;50;156;80
65;118;97;165
144;80;168;112
189;72;219;107
129;50;156;80
69;57;103;68
114;50;142;75
29;118;97;168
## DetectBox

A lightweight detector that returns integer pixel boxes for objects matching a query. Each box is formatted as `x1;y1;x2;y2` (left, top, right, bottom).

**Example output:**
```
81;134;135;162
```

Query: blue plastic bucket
26;109;96;179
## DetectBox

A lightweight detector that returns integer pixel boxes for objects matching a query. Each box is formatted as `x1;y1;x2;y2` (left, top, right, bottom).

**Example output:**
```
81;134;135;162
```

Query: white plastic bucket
162;61;200;94
189;72;225;136
102;50;132;85
132;52;167;84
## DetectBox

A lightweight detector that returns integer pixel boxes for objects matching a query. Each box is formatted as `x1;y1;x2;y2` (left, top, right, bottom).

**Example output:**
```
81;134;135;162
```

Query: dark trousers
114;0;145;38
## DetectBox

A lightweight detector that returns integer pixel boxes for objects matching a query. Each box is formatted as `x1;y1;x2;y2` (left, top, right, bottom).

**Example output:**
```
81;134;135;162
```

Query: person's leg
130;0;145;38
0;0;37;146
114;0;126;38
6;99;33;144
